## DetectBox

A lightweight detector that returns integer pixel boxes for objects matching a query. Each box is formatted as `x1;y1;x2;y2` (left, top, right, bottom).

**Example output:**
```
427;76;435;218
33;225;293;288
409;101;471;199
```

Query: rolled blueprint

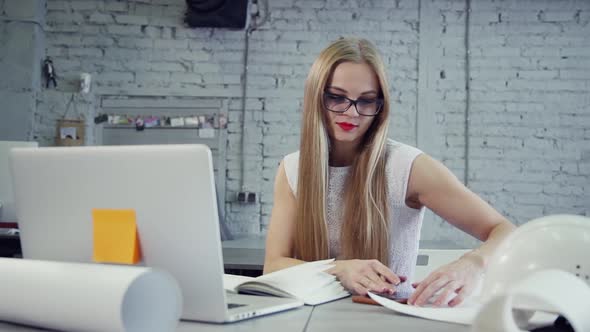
0;258;182;332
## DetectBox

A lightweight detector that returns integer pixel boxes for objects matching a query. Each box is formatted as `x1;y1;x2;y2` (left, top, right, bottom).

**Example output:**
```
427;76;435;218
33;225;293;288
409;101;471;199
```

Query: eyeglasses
323;91;384;116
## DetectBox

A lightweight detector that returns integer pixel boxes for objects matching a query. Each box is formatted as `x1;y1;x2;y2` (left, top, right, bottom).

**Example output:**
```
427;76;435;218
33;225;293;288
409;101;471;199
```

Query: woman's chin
332;133;362;144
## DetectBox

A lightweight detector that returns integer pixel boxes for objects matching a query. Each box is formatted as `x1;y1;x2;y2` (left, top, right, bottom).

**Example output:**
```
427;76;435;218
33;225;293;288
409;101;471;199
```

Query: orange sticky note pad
92;209;141;264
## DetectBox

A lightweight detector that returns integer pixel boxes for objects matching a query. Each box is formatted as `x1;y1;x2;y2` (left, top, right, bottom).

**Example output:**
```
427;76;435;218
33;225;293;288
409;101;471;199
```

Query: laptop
10;144;303;323
0;141;38;222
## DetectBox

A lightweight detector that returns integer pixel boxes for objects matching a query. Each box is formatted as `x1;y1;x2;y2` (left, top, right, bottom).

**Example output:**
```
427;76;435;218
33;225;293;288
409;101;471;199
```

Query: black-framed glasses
323;91;384;116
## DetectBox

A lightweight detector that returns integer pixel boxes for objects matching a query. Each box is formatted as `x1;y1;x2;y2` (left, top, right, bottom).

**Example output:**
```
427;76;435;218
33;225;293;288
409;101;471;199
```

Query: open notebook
224;259;350;305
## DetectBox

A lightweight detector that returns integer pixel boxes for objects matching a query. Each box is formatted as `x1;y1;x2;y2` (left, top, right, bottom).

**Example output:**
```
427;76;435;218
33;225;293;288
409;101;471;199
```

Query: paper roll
0;258;182;332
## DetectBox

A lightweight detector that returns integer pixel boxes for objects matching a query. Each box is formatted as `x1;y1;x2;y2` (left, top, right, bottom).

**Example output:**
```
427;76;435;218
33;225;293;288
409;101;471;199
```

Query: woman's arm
263;161;306;274
405;154;516;306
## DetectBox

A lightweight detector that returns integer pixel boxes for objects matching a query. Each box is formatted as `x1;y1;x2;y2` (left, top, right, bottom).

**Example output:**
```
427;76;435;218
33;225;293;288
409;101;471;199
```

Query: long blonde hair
293;37;391;265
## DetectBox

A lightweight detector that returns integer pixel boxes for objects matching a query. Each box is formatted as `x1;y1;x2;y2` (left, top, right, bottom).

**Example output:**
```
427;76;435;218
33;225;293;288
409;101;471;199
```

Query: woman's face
323;61;381;145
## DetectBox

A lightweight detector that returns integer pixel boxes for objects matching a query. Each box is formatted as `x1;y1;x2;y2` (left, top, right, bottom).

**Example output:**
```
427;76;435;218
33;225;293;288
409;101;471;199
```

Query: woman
263;37;515;307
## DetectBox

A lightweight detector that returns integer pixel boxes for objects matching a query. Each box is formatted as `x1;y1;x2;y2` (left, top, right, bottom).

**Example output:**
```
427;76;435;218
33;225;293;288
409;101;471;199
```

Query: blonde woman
263;37;515;307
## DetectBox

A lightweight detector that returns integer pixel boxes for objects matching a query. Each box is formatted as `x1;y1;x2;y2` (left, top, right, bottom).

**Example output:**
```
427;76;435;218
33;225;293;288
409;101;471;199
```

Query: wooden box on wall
55;119;85;146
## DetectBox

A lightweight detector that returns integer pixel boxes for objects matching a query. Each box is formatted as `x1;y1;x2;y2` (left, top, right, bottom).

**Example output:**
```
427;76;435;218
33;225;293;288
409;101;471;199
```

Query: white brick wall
467;0;590;239
36;0;590;246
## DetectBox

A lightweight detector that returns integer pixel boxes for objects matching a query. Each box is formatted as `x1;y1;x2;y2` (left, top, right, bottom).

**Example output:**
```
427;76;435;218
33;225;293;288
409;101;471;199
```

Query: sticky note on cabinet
92;209;142;264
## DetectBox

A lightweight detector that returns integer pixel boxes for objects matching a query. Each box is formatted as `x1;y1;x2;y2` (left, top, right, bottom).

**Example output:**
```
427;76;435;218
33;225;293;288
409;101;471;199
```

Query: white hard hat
481;214;590;303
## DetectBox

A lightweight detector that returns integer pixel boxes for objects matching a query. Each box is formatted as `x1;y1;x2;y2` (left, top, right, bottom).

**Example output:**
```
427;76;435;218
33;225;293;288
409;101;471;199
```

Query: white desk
0;237;469;331
221;236;463;273
0;298;470;332
176;305;313;332
307;298;468;332
221;236;266;272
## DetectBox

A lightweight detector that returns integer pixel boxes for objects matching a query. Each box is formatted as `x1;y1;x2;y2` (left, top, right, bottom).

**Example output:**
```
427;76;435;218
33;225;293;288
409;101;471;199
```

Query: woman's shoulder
385;139;423;160
384;139;425;204
283;150;300;175
282;151;300;195
284;150;300;165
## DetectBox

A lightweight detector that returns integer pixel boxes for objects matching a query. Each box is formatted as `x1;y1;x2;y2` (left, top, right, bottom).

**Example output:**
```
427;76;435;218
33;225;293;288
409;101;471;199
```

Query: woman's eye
327;94;346;102
358;99;376;105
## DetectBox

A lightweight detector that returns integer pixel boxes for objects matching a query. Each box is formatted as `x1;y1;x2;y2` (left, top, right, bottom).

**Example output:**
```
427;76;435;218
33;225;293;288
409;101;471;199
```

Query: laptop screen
11;144;229;320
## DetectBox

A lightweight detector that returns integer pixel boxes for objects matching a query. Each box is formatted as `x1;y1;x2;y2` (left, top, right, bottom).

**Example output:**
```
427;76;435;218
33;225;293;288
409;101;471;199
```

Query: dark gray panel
0;92;33;141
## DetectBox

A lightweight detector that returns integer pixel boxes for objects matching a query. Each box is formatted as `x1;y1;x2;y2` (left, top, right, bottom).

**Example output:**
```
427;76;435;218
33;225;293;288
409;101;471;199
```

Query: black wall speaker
185;0;249;29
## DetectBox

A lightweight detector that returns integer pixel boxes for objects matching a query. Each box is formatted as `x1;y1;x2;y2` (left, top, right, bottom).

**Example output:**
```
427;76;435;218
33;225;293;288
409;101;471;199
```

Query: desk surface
221;236;463;271
0;298;468;332
0;238;469;331
307;297;468;332
1;234;462;270
0;235;264;269
221;237;266;271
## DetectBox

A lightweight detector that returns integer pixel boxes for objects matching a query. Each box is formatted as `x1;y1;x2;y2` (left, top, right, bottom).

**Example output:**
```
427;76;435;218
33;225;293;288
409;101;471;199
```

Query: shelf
102;125;224;130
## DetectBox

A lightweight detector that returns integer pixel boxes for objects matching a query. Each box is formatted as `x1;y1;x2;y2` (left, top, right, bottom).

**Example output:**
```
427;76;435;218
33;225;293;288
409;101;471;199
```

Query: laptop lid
0;141;38;222
10;144;228;322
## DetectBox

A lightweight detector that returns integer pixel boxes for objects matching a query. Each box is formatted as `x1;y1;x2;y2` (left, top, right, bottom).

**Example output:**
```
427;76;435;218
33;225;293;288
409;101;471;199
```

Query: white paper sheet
60;127;77;139
370;270;590;329
0;258;182;332
368;292;481;325
223;274;255;292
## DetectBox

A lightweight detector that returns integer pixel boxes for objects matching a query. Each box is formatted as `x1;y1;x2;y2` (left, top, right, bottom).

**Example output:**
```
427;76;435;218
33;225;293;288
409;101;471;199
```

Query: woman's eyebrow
326;86;348;93
360;91;378;96
326;86;378;95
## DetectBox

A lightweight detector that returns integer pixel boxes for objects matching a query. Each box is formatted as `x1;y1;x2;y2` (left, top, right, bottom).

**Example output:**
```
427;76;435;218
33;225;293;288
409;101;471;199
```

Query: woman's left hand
408;253;485;307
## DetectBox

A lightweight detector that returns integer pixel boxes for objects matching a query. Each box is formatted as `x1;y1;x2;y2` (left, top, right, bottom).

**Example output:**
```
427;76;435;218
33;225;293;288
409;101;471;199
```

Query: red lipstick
337;122;358;131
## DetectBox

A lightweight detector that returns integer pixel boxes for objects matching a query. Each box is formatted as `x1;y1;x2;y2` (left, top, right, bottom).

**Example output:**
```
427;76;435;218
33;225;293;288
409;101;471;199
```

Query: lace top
283;139;425;296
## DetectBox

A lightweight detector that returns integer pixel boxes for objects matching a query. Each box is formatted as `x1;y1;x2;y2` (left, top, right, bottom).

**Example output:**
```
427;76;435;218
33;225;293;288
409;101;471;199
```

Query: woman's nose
343;103;360;117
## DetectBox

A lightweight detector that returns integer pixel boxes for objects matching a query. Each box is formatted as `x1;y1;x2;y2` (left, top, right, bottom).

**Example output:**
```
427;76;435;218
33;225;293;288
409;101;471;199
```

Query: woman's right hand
327;259;405;295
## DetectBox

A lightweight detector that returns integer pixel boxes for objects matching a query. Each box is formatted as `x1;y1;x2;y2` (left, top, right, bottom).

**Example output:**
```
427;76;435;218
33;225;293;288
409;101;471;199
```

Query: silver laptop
10;144;303;323
0;141;38;222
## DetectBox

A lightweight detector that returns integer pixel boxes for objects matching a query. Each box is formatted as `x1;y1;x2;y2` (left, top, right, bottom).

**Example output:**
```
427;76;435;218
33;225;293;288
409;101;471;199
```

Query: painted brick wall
418;0;590;247
467;0;590;229
36;0;590;247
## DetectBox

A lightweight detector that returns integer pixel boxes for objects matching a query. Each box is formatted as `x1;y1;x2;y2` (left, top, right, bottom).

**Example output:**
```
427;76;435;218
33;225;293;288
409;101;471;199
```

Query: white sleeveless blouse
283;139;425;297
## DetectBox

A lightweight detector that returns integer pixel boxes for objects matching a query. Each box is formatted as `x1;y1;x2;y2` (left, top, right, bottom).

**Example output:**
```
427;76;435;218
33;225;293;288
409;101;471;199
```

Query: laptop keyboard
227;303;247;309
